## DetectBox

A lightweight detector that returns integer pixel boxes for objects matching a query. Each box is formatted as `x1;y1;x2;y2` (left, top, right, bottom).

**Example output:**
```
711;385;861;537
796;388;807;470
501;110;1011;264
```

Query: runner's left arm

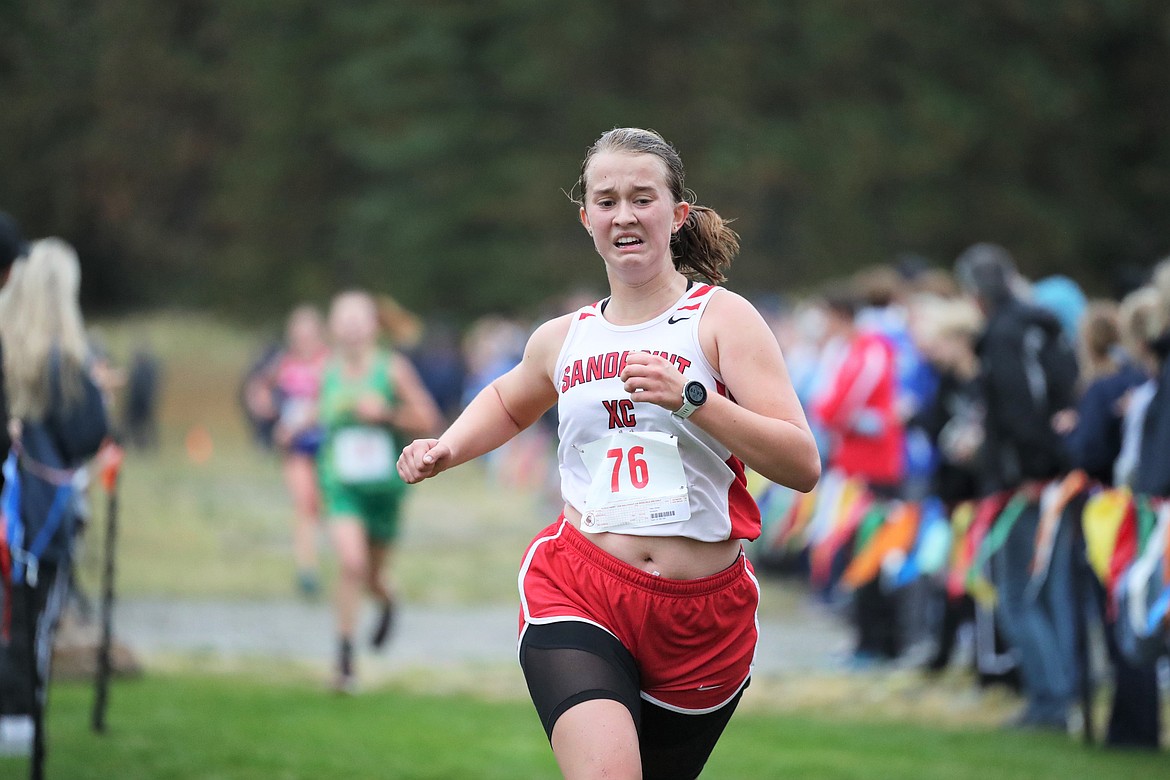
398;316;566;483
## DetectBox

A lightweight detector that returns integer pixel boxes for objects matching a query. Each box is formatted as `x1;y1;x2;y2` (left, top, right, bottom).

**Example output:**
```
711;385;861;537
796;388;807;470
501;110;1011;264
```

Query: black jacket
914;368;983;505
975;298;1077;493
16;354;108;565
1134;336;1170;497
1065;362;1147;486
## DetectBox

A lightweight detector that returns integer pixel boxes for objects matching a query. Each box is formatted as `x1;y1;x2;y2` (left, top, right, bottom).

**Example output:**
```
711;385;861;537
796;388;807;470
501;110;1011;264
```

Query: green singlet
317;350;406;542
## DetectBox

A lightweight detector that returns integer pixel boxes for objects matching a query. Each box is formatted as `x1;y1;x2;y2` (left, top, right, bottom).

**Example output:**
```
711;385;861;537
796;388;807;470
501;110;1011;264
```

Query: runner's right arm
397;315;568;483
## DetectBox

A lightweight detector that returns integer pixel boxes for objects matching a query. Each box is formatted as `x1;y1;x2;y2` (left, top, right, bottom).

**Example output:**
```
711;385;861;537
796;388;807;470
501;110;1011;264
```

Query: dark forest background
1;0;1167;321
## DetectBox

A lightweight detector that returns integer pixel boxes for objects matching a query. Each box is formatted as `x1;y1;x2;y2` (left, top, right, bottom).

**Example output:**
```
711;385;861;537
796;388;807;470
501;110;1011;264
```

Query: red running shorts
518;518;760;713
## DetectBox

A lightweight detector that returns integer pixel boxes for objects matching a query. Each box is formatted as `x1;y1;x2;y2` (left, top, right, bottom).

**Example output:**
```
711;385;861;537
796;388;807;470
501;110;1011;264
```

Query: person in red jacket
813;291;904;489
812;290;906;663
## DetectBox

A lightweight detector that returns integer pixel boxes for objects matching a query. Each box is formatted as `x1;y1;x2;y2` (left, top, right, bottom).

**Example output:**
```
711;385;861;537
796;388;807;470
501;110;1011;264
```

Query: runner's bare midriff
562;503;742;580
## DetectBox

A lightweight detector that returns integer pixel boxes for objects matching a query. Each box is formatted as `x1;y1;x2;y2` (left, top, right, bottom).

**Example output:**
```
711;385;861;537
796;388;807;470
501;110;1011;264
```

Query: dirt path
113;597;852;676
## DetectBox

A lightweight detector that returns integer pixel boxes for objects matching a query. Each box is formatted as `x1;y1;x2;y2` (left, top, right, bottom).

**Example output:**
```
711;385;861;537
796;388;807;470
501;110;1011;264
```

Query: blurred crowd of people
753;245;1170;748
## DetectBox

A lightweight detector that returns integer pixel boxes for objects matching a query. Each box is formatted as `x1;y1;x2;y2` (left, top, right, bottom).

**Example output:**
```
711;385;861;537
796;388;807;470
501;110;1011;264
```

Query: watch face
684;381;707;405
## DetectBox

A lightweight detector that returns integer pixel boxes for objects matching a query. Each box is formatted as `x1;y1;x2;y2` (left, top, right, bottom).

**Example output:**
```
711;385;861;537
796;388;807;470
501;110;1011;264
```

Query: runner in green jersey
319;290;441;692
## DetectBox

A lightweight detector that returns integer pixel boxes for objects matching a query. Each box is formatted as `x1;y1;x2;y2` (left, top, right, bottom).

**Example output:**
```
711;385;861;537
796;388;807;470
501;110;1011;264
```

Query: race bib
576;430;690;532
333;427;394;484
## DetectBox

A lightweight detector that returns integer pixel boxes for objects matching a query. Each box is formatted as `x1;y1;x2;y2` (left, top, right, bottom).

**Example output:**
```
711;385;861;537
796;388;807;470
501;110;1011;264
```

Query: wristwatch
673;380;708;419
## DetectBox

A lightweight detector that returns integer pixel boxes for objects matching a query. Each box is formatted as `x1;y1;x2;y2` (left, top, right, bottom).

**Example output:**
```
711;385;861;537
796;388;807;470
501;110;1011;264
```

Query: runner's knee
551;698;641;780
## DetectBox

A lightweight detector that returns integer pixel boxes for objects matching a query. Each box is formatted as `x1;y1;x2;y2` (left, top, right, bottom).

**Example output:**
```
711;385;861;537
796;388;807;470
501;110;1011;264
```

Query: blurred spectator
911;296;987;673
1113;287;1165;488
855;266;941;654
856;266;938;502
0;238;108;756
956;244;1078;493
912;297;984;511
1061;301;1146;485
955;242;1079;731
122;343;162;450
812;288;905;663
1073;292;1163;749
1134;258;1170;497
1117;267;1170;702
812;289;904;490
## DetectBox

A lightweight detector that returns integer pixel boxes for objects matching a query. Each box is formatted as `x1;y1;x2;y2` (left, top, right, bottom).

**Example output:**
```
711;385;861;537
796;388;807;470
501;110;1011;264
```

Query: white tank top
555;283;761;542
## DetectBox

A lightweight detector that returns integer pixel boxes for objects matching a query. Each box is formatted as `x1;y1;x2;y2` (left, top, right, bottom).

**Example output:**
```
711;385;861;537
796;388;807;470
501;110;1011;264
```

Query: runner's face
287;313;324;356
579;152;689;279
330;297;378;351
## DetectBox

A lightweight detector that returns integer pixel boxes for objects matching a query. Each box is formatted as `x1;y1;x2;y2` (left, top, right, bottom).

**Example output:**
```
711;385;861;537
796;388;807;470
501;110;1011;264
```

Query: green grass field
2;313;1162;778
1;671;1165;779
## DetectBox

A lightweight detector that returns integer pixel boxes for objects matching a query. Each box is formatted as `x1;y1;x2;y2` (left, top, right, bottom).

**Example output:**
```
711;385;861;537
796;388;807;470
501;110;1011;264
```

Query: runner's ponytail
672;205;739;285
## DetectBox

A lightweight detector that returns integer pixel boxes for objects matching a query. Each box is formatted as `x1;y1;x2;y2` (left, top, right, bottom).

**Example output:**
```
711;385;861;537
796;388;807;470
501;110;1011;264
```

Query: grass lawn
1;671;1165;780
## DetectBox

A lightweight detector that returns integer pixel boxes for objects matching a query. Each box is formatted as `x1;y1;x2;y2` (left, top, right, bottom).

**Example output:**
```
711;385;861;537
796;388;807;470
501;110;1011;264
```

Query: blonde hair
910;294;983;349
0;238;90;419
1117;286;1168;366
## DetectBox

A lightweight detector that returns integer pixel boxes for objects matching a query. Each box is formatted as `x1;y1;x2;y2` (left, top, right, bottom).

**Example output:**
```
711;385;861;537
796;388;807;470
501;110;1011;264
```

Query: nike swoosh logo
667;316;691;325
696;684;723;691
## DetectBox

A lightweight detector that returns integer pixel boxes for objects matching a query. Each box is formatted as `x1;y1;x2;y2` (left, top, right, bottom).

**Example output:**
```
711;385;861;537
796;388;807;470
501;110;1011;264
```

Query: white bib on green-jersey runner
333;427;395;485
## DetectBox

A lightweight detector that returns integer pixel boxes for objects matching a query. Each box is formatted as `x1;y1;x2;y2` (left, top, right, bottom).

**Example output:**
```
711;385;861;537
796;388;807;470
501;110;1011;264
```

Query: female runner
319;290;441;690
271;305;330;597
398;128;819;779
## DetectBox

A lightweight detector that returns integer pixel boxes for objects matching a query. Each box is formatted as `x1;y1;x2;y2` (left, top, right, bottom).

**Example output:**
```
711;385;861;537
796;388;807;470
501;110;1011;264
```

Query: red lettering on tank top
603;399;637;428
563;350;691;391
602;351;620;378
586;354;604;383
